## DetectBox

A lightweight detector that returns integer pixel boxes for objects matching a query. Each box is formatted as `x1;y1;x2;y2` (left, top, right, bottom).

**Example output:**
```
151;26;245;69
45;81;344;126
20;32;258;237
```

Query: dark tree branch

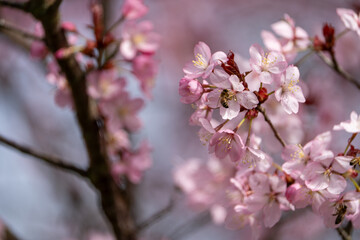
0;0;28;11
0;19;43;41
316;51;360;90
0;134;87;177
23;1;136;239
257;106;286;147
336;227;352;240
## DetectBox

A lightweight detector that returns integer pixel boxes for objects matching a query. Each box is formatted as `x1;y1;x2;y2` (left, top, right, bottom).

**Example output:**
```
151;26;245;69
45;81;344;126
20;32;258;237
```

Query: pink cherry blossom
30;23;48;59
121;0;148;20
179;78;204;104
87;69;125;100
249;44;287;84
206;73;258;120
112;141;152;184
46;61;73;108
337;8;360;36
132;54;158;99
261;30;297;62
303;155;351;195
106;129;130;158
100;91;144;132
333;111;360;133
183;41;227;79
120;21;160;60
208;129;245;162
319;191;360;228
245;173;293;228
173;157;233;210
275;65;305;114
281;131;332;179
271;14;310;50
189;93;213;126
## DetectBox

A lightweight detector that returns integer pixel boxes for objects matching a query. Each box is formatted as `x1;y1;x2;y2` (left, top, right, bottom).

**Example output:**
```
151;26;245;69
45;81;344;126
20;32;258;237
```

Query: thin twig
168;211;211;240
137;195;176;232
316;51;360;90
0;0;28;11
0;19;43;41
294;49;313;67
106;15;125;34
0;134;88;177
336;227;352;240
257;106;286;147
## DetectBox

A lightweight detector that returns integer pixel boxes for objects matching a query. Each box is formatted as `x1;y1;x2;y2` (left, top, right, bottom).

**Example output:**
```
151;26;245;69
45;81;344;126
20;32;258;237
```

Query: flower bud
179;78;203;104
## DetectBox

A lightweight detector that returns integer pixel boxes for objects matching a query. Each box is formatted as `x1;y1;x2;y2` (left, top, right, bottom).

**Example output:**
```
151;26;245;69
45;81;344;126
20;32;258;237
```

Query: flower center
133;34;145;45
192;53;207;68
261;53;277;67
219;135;232;150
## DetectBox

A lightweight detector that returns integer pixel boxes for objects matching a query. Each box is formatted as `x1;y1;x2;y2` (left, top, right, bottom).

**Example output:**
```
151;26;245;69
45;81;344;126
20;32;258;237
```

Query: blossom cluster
30;0;159;184
176;9;360;239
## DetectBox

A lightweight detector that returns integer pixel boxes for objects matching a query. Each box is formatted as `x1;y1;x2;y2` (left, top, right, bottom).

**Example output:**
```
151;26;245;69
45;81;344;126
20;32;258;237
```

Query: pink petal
249;44;263;66
263;201;281;228
194;41;211;63
259;71;273;84
327;174;347;195
271;20;293;39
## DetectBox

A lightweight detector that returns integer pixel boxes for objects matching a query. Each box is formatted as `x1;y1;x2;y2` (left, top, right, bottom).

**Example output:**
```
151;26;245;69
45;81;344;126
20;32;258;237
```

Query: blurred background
0;0;360;239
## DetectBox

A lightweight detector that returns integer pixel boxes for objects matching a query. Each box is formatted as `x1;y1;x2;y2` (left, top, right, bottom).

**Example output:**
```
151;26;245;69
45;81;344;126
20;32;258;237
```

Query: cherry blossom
208;129;245;162
100;91;144;132
245;173;293;228
87;69;125;100
271;14;310;50
303;156;351;195
183;41;227;79
337;8;360;36
249;44;287;84
112;141;152;184
179;78;204;104
121;0;148;20
120;21;160;60
132;54;158;98
275;65;305;114
333;111;360;133
319;191;360;228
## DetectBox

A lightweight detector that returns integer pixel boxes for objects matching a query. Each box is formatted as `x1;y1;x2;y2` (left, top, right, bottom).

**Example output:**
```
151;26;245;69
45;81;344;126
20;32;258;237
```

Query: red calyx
254;87;268;104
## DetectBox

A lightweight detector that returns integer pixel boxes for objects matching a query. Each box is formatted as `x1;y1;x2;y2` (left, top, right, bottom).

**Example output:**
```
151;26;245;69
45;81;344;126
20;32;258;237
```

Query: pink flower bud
61;21;77;32
179;78;204;104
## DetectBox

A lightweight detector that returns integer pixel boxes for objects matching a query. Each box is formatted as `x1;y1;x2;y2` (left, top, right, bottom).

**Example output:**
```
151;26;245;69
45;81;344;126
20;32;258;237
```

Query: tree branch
25;1;136;239
336;227;352;240
168;211;211;240
0;0;28;11
0;19;42;41
316;51;360;90
0;134;88;177
137;195;175;232
256;106;286;147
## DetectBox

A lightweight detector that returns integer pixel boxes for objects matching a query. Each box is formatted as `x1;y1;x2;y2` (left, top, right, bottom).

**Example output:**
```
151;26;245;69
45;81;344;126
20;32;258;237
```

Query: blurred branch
137;194;176;232
294;49;313;67
0;1;28;11
316;51;360;90
336;227;352;240
4;228;19;240
0;19;42;41
23;1;136;239
0;134;88;177
168;211;211;240
256;106;286;147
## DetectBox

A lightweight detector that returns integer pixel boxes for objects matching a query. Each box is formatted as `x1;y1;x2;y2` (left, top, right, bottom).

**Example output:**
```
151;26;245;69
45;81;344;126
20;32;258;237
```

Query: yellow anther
192;53;207;68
